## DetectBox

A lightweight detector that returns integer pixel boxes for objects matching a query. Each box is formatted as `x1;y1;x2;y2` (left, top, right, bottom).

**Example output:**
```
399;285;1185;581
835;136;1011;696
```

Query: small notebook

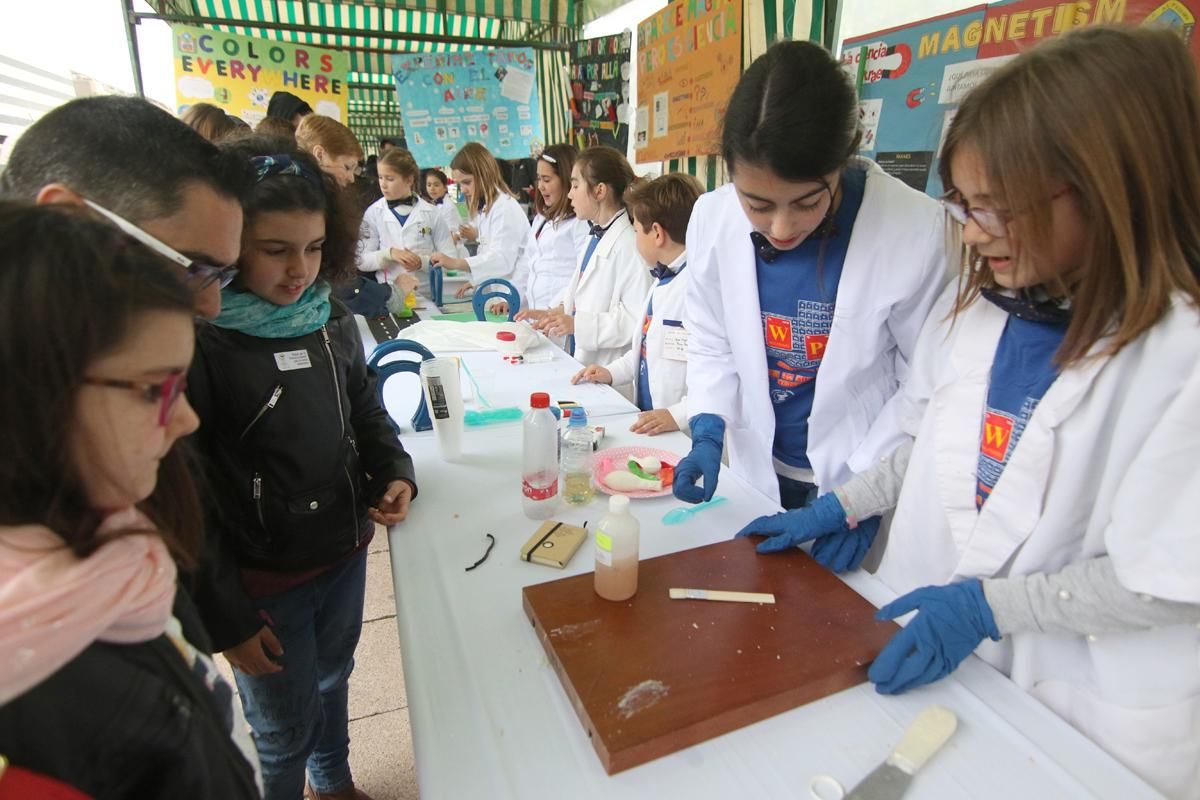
520;521;588;568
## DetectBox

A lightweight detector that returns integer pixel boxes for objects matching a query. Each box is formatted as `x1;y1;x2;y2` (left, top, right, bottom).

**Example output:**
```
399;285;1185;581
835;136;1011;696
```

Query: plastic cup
419;357;464;460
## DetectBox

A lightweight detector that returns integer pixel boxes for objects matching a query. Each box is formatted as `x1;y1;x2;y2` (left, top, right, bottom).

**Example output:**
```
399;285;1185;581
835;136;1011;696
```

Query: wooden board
522;537;897;775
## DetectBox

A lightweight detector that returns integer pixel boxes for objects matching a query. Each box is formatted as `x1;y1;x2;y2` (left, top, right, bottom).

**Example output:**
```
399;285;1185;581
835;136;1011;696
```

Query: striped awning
150;1;578;152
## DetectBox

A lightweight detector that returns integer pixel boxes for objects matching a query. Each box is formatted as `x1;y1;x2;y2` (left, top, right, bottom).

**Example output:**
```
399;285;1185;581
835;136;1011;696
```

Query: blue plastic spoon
661;496;728;525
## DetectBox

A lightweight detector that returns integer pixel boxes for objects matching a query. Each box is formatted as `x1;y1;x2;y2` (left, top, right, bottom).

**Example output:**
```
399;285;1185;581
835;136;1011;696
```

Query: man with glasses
1;96;252;319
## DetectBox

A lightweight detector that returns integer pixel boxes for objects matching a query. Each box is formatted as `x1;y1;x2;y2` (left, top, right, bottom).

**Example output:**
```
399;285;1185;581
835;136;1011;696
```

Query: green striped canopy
153;0;577;155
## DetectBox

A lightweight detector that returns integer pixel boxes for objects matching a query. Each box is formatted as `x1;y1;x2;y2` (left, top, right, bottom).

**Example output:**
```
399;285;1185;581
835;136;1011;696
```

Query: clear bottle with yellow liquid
594;495;639;601
562;407;594;506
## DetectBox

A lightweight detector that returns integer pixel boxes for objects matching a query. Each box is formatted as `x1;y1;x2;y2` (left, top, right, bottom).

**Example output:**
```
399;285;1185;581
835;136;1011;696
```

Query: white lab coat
876;286;1200;799
465;193;534;302
684;158;950;504
527;213;591;310
606;255;689;429
359;196;456;290
561;211;651;367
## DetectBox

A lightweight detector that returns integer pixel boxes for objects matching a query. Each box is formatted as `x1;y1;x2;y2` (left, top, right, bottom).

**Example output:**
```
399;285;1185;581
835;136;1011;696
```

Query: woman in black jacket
188;141;415;800
0;204;262;799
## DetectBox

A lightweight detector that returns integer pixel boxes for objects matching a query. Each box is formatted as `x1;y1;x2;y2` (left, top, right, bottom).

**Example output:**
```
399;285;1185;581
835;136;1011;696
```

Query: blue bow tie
751;232;780;263
650;262;672;280
589;209;626;239
980;287;1072;325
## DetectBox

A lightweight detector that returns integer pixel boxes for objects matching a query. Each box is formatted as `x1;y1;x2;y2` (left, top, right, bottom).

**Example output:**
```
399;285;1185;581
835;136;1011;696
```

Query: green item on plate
444;269;460;276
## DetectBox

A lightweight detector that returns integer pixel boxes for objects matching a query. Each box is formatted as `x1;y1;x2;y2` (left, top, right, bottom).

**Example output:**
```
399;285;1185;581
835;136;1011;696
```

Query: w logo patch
980;411;1014;462
765;315;793;350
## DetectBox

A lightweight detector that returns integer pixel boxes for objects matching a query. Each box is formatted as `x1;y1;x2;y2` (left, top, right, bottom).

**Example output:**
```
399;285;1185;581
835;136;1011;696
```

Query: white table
371;326;1160;799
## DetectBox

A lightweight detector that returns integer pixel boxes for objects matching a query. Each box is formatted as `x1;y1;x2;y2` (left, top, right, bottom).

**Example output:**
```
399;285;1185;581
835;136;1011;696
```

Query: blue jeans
234;548;368;800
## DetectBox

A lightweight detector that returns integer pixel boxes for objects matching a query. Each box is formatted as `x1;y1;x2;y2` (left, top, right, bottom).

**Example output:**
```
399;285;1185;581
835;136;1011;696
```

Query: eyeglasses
83;199;239;290
940;188;1071;238
83;372;188;426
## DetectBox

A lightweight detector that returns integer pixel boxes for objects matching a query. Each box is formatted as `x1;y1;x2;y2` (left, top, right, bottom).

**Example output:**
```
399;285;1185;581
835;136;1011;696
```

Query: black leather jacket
186;299;415;650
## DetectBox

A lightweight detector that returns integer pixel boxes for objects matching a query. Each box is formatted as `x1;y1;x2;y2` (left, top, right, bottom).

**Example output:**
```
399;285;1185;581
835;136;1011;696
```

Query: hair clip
540;153;557;164
465;533;496;571
250;154;324;190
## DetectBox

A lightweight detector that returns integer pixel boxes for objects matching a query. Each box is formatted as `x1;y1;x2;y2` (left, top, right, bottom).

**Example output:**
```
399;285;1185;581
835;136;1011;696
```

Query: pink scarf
0;508;177;704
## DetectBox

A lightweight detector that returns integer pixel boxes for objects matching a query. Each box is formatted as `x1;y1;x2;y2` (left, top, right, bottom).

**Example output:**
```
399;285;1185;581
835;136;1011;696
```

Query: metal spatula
843;705;958;799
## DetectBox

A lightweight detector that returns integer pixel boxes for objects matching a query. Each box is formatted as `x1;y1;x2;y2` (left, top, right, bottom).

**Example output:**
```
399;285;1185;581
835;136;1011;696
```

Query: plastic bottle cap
568;408;588;426
496;331;517;341
530;392;550;408
609;495;630;513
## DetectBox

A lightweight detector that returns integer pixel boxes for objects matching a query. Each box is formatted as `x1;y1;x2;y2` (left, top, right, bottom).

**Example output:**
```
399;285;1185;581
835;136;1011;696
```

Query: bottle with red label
522;392;560;519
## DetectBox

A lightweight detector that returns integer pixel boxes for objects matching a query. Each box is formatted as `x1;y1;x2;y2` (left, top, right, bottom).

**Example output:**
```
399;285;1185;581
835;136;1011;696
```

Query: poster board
172;25;348;126
392;49;543;168
634;0;743;164
569;33;633;152
842;0;1199;196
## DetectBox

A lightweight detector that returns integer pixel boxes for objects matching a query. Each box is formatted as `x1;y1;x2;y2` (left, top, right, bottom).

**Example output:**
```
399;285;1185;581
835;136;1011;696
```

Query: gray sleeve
833;439;912;523
983;556;1200;637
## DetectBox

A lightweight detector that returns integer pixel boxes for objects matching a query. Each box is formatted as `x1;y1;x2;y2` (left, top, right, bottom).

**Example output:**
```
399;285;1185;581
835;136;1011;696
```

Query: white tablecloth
383;398;1160;798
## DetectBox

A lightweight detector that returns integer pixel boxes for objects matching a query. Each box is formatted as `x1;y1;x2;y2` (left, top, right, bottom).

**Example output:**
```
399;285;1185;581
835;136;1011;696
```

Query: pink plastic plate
592;445;680;499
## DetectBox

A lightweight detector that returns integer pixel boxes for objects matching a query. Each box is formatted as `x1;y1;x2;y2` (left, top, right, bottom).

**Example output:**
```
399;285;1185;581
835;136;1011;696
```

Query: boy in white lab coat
572;173;703;435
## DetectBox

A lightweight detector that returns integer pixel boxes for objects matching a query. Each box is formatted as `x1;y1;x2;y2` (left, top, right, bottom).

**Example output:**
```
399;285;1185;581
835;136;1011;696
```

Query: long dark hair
0;203;203;565
534;144;580;221
222;136;360;285
576;146;636;207
722;40;861;180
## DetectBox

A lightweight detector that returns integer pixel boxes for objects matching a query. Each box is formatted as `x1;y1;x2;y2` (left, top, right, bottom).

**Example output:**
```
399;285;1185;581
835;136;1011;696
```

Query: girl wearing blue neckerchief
187;141;417;800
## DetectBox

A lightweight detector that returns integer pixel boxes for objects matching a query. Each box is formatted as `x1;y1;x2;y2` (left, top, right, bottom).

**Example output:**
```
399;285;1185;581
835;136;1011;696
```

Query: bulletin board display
842;0;1199;197
634;0;743;164
172;24;349;125
570;33;633;152
392;48;544;168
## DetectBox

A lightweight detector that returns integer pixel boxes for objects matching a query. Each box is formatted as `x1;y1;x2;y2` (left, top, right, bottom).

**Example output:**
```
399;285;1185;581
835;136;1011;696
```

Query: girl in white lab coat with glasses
743;27;1200;798
677;40;949;574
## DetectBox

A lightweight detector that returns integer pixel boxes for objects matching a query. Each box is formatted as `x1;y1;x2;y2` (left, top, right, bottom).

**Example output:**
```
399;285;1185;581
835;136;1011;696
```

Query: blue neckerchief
213;281;332;339
579;236;601;276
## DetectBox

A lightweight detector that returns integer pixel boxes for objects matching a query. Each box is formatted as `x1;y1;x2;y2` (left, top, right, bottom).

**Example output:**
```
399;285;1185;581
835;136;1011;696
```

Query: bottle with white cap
594;495;639;601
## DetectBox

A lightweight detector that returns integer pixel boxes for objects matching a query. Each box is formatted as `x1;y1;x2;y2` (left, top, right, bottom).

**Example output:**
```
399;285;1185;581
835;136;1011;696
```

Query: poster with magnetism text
634;0;743;164
392;48;543;169
172;25;348;126
842;0;1199;197
570;33;633;152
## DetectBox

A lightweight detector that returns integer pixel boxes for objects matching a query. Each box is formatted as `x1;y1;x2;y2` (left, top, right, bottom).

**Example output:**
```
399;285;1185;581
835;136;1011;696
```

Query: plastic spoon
661;496;728;525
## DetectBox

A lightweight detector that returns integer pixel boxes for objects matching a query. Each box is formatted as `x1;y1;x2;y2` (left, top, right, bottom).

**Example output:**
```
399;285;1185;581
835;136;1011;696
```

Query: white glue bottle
594;495;639;601
522;392;560;519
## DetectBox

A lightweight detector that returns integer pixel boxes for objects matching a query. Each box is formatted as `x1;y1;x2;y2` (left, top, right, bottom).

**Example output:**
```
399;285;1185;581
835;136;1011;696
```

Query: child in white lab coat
572;173;703;435
738;27;1200;798
430;142;533;311
359;147;456;300
423;168;467;257
673;41;949;574
526;144;591;311
519;146;650;367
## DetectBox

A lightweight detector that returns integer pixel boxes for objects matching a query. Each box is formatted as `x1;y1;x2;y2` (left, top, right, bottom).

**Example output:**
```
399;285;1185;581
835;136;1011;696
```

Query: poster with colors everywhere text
634;0;743;164
172;25;348;126
570;33;633;152
392;49;543;169
842;0;1198;197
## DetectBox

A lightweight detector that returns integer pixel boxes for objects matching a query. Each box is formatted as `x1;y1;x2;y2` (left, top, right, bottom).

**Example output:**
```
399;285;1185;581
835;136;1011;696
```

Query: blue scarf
213;282;332;339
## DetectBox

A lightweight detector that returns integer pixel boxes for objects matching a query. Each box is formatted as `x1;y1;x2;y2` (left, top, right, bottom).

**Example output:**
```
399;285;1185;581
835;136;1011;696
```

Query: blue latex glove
809;516;881;573
868;580;1001;695
735;492;846;554
673;413;724;504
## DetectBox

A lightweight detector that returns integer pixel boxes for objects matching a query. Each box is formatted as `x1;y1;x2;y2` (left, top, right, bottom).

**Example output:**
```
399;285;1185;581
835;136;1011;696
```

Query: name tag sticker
274;350;313;371
661;322;688;362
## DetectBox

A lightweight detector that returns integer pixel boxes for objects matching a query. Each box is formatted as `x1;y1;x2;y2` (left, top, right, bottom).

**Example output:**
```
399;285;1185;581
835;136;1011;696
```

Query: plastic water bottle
562;407;594;506
594;495;640;601
522;392;560;519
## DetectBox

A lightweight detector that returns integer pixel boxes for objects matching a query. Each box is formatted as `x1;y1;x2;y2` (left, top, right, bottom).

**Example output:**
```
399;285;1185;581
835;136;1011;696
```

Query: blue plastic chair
429;266;444;307
471;278;521;321
368;339;436;432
